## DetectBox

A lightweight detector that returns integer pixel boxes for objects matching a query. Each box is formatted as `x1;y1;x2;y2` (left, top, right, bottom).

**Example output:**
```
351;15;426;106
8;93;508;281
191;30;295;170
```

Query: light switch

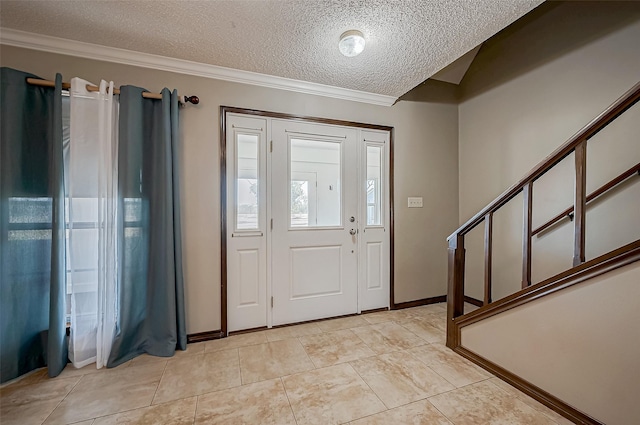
408;197;423;208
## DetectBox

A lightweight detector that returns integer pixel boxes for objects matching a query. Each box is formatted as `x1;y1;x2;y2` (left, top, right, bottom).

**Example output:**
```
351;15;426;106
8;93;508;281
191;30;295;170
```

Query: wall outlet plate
408;197;423;208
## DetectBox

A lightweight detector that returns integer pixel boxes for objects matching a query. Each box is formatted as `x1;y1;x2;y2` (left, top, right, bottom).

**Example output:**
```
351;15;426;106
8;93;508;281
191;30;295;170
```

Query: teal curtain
108;86;186;366
0;67;68;383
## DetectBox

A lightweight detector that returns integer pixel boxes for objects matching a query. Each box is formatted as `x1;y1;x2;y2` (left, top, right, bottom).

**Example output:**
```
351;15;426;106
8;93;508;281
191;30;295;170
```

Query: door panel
237;249;260;305
366;242;383;290
226;114;268;332
290;245;342;298
271;120;358;325
358;130;390;311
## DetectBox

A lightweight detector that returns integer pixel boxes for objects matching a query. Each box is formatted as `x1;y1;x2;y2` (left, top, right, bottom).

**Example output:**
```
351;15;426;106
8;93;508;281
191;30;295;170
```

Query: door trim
220;106;394;336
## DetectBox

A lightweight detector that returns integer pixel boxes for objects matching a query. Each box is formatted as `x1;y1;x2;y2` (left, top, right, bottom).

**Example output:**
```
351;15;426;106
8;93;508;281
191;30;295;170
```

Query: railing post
574;141;587;266
484;213;493;305
522;182;533;288
446;233;465;348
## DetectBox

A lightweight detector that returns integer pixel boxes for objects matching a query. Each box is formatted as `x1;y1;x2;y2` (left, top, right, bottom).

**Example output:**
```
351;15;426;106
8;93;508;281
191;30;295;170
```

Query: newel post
446;233;465;349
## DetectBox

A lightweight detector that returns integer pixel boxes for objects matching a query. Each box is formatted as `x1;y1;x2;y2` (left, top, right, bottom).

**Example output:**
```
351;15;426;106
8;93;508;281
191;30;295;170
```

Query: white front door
225;111;390;332
270;120;359;325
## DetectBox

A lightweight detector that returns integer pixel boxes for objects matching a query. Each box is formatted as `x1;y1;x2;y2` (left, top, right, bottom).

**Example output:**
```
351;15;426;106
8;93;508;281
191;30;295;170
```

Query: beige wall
461;261;640;424
458;3;640;300
0;45;459;333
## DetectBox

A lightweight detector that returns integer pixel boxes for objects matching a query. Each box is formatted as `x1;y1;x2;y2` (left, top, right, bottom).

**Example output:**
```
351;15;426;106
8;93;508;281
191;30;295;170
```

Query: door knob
349;229;357;235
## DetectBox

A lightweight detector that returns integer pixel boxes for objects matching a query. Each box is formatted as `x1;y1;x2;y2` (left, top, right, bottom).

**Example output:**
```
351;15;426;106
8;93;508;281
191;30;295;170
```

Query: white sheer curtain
68;78;119;369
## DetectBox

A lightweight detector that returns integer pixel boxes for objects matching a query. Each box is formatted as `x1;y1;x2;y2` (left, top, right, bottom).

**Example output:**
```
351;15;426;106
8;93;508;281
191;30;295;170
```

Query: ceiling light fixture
338;30;365;57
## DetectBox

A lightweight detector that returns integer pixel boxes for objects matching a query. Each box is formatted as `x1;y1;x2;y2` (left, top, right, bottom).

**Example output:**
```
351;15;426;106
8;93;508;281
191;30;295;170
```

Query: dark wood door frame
220;106;395;336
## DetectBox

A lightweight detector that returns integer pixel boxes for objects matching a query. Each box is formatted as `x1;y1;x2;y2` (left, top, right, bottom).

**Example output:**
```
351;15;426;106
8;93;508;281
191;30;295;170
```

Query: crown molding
0;28;397;107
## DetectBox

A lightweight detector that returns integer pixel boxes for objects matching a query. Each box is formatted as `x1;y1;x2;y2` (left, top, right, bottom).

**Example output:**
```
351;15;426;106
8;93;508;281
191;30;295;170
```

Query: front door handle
349;229;357;235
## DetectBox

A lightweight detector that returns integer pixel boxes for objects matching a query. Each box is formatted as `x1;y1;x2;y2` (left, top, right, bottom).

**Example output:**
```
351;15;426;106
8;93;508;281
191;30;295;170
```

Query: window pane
236;134;259;230
366;146;382;226
8;197;53;242
9;197;51;224
291;180;309;226
290;138;341;227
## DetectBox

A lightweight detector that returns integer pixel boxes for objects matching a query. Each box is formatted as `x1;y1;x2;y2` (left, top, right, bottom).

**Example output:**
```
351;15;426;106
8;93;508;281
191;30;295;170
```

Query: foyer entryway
224;109;391;332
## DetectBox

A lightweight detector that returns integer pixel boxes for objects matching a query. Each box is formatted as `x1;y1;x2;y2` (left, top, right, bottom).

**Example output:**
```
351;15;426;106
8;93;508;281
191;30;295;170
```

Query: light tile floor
0;303;574;425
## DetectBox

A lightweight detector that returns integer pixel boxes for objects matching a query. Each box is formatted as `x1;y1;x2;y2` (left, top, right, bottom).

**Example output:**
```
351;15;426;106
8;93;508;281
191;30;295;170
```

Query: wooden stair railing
446;80;640;350
532;162;640;237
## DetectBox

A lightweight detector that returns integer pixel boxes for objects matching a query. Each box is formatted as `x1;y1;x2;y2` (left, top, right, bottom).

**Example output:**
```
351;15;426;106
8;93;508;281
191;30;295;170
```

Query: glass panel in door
236;134;259;230
290;138;341;227
366;145;382;226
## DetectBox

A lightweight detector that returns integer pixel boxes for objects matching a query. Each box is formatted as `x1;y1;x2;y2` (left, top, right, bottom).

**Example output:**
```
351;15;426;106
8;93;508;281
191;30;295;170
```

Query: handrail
449;81;640;241
446;81;640;350
532;162;640;236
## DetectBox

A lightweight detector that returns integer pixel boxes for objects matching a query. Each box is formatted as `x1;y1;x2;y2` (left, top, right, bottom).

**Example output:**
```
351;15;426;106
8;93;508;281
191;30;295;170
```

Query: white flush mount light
339;30;365;57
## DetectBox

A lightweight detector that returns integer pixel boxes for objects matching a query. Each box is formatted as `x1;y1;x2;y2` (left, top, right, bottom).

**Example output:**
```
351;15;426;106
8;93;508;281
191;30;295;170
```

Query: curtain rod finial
183;95;199;105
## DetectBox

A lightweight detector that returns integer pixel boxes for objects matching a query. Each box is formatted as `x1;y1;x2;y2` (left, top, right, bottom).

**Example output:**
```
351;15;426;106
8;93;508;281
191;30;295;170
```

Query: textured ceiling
0;0;542;98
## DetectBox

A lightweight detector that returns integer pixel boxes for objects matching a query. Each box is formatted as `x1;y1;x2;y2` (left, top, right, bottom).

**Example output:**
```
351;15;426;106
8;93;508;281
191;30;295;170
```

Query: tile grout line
482;379;563;423
69;403;156;424
150;359;170;406
237;345;247;386
62;360;176;423
192;394;200;425
424;397;457;425
345;328;378;359
395;320;427;341
351;347;458;413
161;350;244;404
39;370;86;425
293;336;318;372
427;378;558;424
404;348;462;390
488;377;569;424
347;360;390;415
396;317;445;344
426;378;488;401
346;326;378;354
228;347;244;392
297;336;322;369
407;343;493;388
279;376;300;425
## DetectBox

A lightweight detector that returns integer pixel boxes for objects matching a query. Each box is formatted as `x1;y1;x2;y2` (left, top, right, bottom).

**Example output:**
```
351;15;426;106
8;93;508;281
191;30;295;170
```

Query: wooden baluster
531;162;639;237
574;141;587;266
484;212;493;305
446;234;465;348
522;182;533;288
